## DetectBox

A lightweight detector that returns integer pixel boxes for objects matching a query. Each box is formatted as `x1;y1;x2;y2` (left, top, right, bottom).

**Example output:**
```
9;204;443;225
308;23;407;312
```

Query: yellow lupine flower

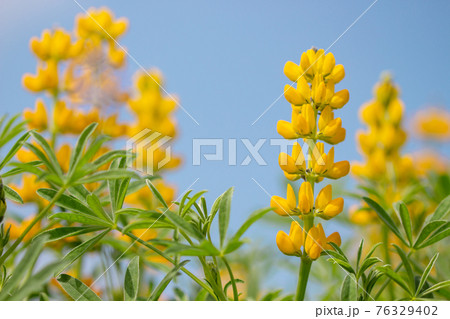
75;7;128;41
283;78;311;105
23;99;48;131
270;184;297;216
101;114;128;138
314;185;344;219
304;223;341;260
318;106;346;144
278;142;306;177
22;60;59;93
30;28;83;61
298;181;314;214
277;104;315;139
276;221;304;256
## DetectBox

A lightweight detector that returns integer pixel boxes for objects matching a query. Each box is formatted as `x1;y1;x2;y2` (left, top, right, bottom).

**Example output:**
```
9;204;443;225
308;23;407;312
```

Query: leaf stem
222;256;239;301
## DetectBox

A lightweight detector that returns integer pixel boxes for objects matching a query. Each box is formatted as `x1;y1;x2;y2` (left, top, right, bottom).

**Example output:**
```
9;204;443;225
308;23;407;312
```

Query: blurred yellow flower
30;28;83;61
413;107;450;141
24;99;48;131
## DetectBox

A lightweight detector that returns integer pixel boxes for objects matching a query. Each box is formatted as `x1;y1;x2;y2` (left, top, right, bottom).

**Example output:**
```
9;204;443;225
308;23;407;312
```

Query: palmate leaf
124;256;140;301
57;274;102;301
86;193;113;222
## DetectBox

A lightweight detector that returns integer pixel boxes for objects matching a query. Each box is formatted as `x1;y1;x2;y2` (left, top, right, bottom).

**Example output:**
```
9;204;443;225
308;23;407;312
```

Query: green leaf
37;188;94;216
49;212;113;227
357;257;382;278
393;244;414;292
8;261;61;301
77;169;138;185
219;187;233;248
124;256;140;301
36;226;105;242
0;235;46;300
356;239;364;271
327;257;354;274
115;177;131;212
146;179;169;209
3;185;23;204
181;190;207;216
418;280;450;298
53;230;109;276
29;131;62;176
430;195;450;221
57;274;102;301
227;207;271;246
417;226;450;248
148;260;189;301
378;265;412;295
363;197;408;246
86;193;113;222
394;201;413;246
341;274;358;301
0;131;30;170
414;220;447;248
416;253;439;297
164;210;204;241
68;123;98;175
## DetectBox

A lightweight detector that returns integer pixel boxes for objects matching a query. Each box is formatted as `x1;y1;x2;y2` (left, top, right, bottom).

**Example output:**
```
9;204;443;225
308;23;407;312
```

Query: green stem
0;187;66;266
122;230;218;299
222;256;239;301
296;257;312;301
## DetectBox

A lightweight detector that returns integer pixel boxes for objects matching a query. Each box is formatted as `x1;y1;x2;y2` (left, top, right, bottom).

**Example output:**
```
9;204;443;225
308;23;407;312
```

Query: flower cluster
10;7;180;229
350;76;415;225
271;48;349;260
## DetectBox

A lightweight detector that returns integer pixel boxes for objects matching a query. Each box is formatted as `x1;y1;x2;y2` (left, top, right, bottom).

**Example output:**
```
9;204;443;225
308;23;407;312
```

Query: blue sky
1;0;450;295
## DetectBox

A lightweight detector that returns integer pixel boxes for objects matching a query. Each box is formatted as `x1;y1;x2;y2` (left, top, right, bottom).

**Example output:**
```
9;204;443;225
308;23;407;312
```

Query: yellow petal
329;89;350;109
323;197;344;218
277;120;299;139
315;185;332;211
276;231;297;256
